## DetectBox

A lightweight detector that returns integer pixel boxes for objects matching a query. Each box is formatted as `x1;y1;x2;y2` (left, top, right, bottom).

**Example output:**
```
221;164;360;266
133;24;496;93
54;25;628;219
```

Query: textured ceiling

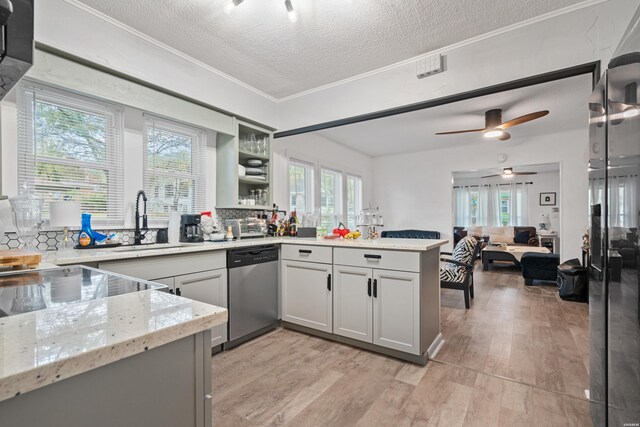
315;74;592;157
76;0;586;98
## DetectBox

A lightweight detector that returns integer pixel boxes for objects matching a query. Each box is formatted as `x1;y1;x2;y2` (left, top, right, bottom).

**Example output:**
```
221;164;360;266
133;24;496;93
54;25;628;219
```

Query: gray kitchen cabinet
99;252;228;347
281;259;333;333
372;269;420;354
333;265;372;342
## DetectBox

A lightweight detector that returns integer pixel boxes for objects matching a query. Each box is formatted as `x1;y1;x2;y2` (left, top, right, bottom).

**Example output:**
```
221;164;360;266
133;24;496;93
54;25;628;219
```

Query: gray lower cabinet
333;265;420;355
154;269;228;347
0;331;212;427
281;259;333;333
98;252;228;348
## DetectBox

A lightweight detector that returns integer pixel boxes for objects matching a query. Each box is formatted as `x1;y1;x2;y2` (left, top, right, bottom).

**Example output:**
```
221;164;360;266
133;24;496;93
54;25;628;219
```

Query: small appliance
224;218;267;239
180;214;204;243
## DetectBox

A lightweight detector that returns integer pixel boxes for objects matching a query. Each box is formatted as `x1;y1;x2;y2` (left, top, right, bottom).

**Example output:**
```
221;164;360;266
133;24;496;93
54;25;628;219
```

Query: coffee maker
180;214;204;243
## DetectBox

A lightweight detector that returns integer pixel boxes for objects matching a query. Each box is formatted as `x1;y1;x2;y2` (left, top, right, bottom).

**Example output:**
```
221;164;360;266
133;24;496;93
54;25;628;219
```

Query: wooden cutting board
0;250;42;270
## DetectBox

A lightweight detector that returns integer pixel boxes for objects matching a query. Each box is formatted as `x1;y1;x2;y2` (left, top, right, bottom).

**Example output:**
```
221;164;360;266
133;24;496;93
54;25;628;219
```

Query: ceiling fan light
484;129;504;138
622;107;639;118
503;168;513;175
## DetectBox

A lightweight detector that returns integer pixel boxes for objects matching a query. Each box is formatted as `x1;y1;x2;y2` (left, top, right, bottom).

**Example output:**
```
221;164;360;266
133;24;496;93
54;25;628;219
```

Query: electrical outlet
416;54;443;79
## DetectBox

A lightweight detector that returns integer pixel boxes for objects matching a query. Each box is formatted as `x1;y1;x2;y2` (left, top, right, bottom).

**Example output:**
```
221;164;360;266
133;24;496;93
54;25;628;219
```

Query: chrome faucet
134;190;148;245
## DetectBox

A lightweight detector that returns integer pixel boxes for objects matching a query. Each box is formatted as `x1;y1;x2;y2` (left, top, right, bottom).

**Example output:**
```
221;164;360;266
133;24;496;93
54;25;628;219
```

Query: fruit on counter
344;231;361;239
332;223;350;237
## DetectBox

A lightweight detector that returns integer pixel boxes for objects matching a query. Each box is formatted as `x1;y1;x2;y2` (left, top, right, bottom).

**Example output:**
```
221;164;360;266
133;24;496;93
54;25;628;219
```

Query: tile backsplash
0;208;273;250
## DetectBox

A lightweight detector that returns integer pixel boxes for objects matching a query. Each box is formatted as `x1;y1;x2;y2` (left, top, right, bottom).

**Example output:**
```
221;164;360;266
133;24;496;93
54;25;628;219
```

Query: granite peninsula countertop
47;237;449;265
0;282;227;402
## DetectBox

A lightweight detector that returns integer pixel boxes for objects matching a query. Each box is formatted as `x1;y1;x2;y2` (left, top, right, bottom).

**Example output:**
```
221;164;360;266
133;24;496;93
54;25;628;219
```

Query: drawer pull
367;278;372;297
364;254;382;259
299;249;312;254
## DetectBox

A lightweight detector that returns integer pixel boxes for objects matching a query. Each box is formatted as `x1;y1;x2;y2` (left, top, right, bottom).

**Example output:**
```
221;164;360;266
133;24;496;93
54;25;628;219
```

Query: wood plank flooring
212;261;592;426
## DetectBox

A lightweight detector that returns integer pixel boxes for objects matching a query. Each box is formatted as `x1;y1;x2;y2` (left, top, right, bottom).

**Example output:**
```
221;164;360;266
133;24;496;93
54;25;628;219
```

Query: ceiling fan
435;108;549;141
481;167;537;179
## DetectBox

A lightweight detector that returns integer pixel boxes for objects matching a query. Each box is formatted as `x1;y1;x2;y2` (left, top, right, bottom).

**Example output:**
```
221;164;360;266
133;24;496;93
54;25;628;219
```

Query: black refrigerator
588;8;640;427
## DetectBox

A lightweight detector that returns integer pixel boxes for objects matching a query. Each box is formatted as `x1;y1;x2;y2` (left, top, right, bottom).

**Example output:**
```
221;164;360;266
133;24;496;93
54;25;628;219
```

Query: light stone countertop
47;237;449;265
0;289;227;403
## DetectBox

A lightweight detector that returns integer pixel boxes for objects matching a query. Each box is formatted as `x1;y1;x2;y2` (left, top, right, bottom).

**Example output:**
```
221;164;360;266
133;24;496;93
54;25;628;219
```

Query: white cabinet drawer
282;244;332;264
333;248;420;273
99;250;226;280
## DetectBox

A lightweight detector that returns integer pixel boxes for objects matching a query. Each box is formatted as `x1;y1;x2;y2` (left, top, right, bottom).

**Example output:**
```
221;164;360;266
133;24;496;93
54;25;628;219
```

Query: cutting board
0;250;42;270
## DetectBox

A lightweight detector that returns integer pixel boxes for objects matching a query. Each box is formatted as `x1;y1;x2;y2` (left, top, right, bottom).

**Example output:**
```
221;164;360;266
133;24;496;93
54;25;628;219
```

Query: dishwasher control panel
227;245;279;268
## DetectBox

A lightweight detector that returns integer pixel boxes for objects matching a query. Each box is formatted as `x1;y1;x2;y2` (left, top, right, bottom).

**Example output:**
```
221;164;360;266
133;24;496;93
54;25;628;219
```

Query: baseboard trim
427;333;445;359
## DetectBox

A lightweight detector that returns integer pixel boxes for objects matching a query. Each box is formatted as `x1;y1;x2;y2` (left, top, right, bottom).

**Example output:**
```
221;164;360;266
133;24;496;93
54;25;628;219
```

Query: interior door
372;269;420;355
175;269;228;347
333;265;372;342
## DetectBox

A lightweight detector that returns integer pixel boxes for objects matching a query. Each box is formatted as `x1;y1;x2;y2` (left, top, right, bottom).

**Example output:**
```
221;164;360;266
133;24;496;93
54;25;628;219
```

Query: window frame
17;80;125;224
143;114;207;220
346;173;363;230
288;158;315;214
320;166;344;230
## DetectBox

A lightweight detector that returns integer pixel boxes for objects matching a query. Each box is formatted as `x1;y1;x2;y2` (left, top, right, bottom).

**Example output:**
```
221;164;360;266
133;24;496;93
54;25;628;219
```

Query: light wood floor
212;262;592;426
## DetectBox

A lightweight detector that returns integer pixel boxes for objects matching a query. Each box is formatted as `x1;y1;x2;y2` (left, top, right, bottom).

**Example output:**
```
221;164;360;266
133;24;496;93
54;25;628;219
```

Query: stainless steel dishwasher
224;245;279;349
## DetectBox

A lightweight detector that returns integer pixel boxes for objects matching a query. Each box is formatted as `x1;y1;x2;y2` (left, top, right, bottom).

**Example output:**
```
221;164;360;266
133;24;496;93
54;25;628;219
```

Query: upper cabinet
216;119;273;210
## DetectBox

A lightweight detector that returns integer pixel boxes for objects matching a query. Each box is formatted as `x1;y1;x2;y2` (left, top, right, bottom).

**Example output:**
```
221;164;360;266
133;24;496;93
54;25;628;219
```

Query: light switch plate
416;54;443;79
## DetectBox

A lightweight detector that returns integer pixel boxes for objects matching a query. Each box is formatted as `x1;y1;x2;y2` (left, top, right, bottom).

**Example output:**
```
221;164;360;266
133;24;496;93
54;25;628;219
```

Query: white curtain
490;185;502;226
622;176;637;227
453;186;471;227
477;185;491;226
509;183;529;226
610;175;638;227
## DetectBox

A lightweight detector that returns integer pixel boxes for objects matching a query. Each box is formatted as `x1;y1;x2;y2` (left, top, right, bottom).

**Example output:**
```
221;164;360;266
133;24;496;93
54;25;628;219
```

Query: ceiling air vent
416;54;443;79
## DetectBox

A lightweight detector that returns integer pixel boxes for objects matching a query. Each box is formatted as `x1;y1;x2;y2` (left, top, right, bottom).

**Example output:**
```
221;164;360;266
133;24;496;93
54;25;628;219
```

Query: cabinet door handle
327;274;332;291
367;278;372;297
373;279;377;298
176;287;182;296
169;288;175;295
364;254;382;259
299;249;312;254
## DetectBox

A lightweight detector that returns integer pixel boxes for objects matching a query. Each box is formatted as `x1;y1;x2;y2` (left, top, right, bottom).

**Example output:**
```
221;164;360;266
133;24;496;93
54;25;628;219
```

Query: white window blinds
143;115;207;218
17;82;125;223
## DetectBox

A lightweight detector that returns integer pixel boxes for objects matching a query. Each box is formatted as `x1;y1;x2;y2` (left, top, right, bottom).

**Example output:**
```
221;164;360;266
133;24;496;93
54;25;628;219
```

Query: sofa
454;226;540;248
610;227;638;268
521;252;561;285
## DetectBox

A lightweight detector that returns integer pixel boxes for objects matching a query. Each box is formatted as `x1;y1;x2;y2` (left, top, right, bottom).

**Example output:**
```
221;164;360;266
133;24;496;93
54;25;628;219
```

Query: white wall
453;170;561;233
277;0;638;130
272;133;374;214
36;0;278;128
373;127;589;262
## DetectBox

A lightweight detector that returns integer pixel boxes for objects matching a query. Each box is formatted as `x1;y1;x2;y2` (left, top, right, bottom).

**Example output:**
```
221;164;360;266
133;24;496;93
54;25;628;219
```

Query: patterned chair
440;235;482;309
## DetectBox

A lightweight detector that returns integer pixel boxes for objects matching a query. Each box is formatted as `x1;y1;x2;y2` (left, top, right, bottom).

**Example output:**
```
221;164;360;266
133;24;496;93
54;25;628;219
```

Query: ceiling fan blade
497;131;511;141
435;128;485;135
512;172;537;176
498;110;549;129
481;174;501;179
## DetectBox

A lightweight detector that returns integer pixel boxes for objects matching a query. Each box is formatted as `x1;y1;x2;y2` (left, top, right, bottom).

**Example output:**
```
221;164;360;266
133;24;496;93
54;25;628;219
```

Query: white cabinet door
175;269;228;347
373;269;421;355
281;260;332;333
333;265;372;343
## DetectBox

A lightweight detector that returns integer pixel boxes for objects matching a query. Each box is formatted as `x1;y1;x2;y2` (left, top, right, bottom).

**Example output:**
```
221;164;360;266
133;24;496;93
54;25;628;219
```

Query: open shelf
239;177;270;185
238;150;270;162
216;205;273;211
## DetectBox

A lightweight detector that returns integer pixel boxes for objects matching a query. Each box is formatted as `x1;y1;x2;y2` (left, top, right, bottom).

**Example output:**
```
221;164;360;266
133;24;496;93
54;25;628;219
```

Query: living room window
346;174;362;229
17;81;124;222
320;168;343;230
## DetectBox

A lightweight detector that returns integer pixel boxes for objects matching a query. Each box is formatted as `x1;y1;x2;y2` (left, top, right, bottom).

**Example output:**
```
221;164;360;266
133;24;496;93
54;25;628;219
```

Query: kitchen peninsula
48;237;448;364
0;266;227;427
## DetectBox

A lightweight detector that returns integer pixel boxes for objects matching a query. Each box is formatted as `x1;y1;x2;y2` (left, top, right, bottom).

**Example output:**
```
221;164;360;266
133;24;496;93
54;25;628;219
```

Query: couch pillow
466;226;485;237
514;230;530;244
489;234;514;244
610;227;630;241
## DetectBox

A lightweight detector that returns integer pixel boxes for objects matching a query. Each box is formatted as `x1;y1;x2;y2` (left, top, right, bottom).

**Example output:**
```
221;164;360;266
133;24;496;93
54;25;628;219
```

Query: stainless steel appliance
588;9;640;425
224;245;278;349
0;0;34;102
224;217;267;239
180;214;204;243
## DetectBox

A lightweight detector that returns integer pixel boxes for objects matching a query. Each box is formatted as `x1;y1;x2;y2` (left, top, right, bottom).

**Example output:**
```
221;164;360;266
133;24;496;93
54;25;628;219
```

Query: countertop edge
0;290;228;403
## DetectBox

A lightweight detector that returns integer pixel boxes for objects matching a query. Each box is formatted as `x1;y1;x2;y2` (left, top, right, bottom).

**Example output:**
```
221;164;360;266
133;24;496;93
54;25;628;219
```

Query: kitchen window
320;168;343;230
346;174;362;229
143;115;206;218
17;82;124;221
289;160;314;214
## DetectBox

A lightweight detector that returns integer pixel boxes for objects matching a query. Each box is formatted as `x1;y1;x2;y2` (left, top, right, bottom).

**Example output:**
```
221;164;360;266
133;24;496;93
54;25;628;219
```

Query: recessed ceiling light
622;107;639;118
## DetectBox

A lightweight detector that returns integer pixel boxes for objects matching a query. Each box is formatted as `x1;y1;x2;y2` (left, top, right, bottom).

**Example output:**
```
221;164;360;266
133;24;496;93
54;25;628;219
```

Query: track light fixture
224;0;298;22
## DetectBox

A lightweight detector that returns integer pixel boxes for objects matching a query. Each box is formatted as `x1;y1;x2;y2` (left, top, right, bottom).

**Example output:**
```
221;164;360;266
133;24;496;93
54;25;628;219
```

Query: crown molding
62;0;279;103
63;0;606;103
